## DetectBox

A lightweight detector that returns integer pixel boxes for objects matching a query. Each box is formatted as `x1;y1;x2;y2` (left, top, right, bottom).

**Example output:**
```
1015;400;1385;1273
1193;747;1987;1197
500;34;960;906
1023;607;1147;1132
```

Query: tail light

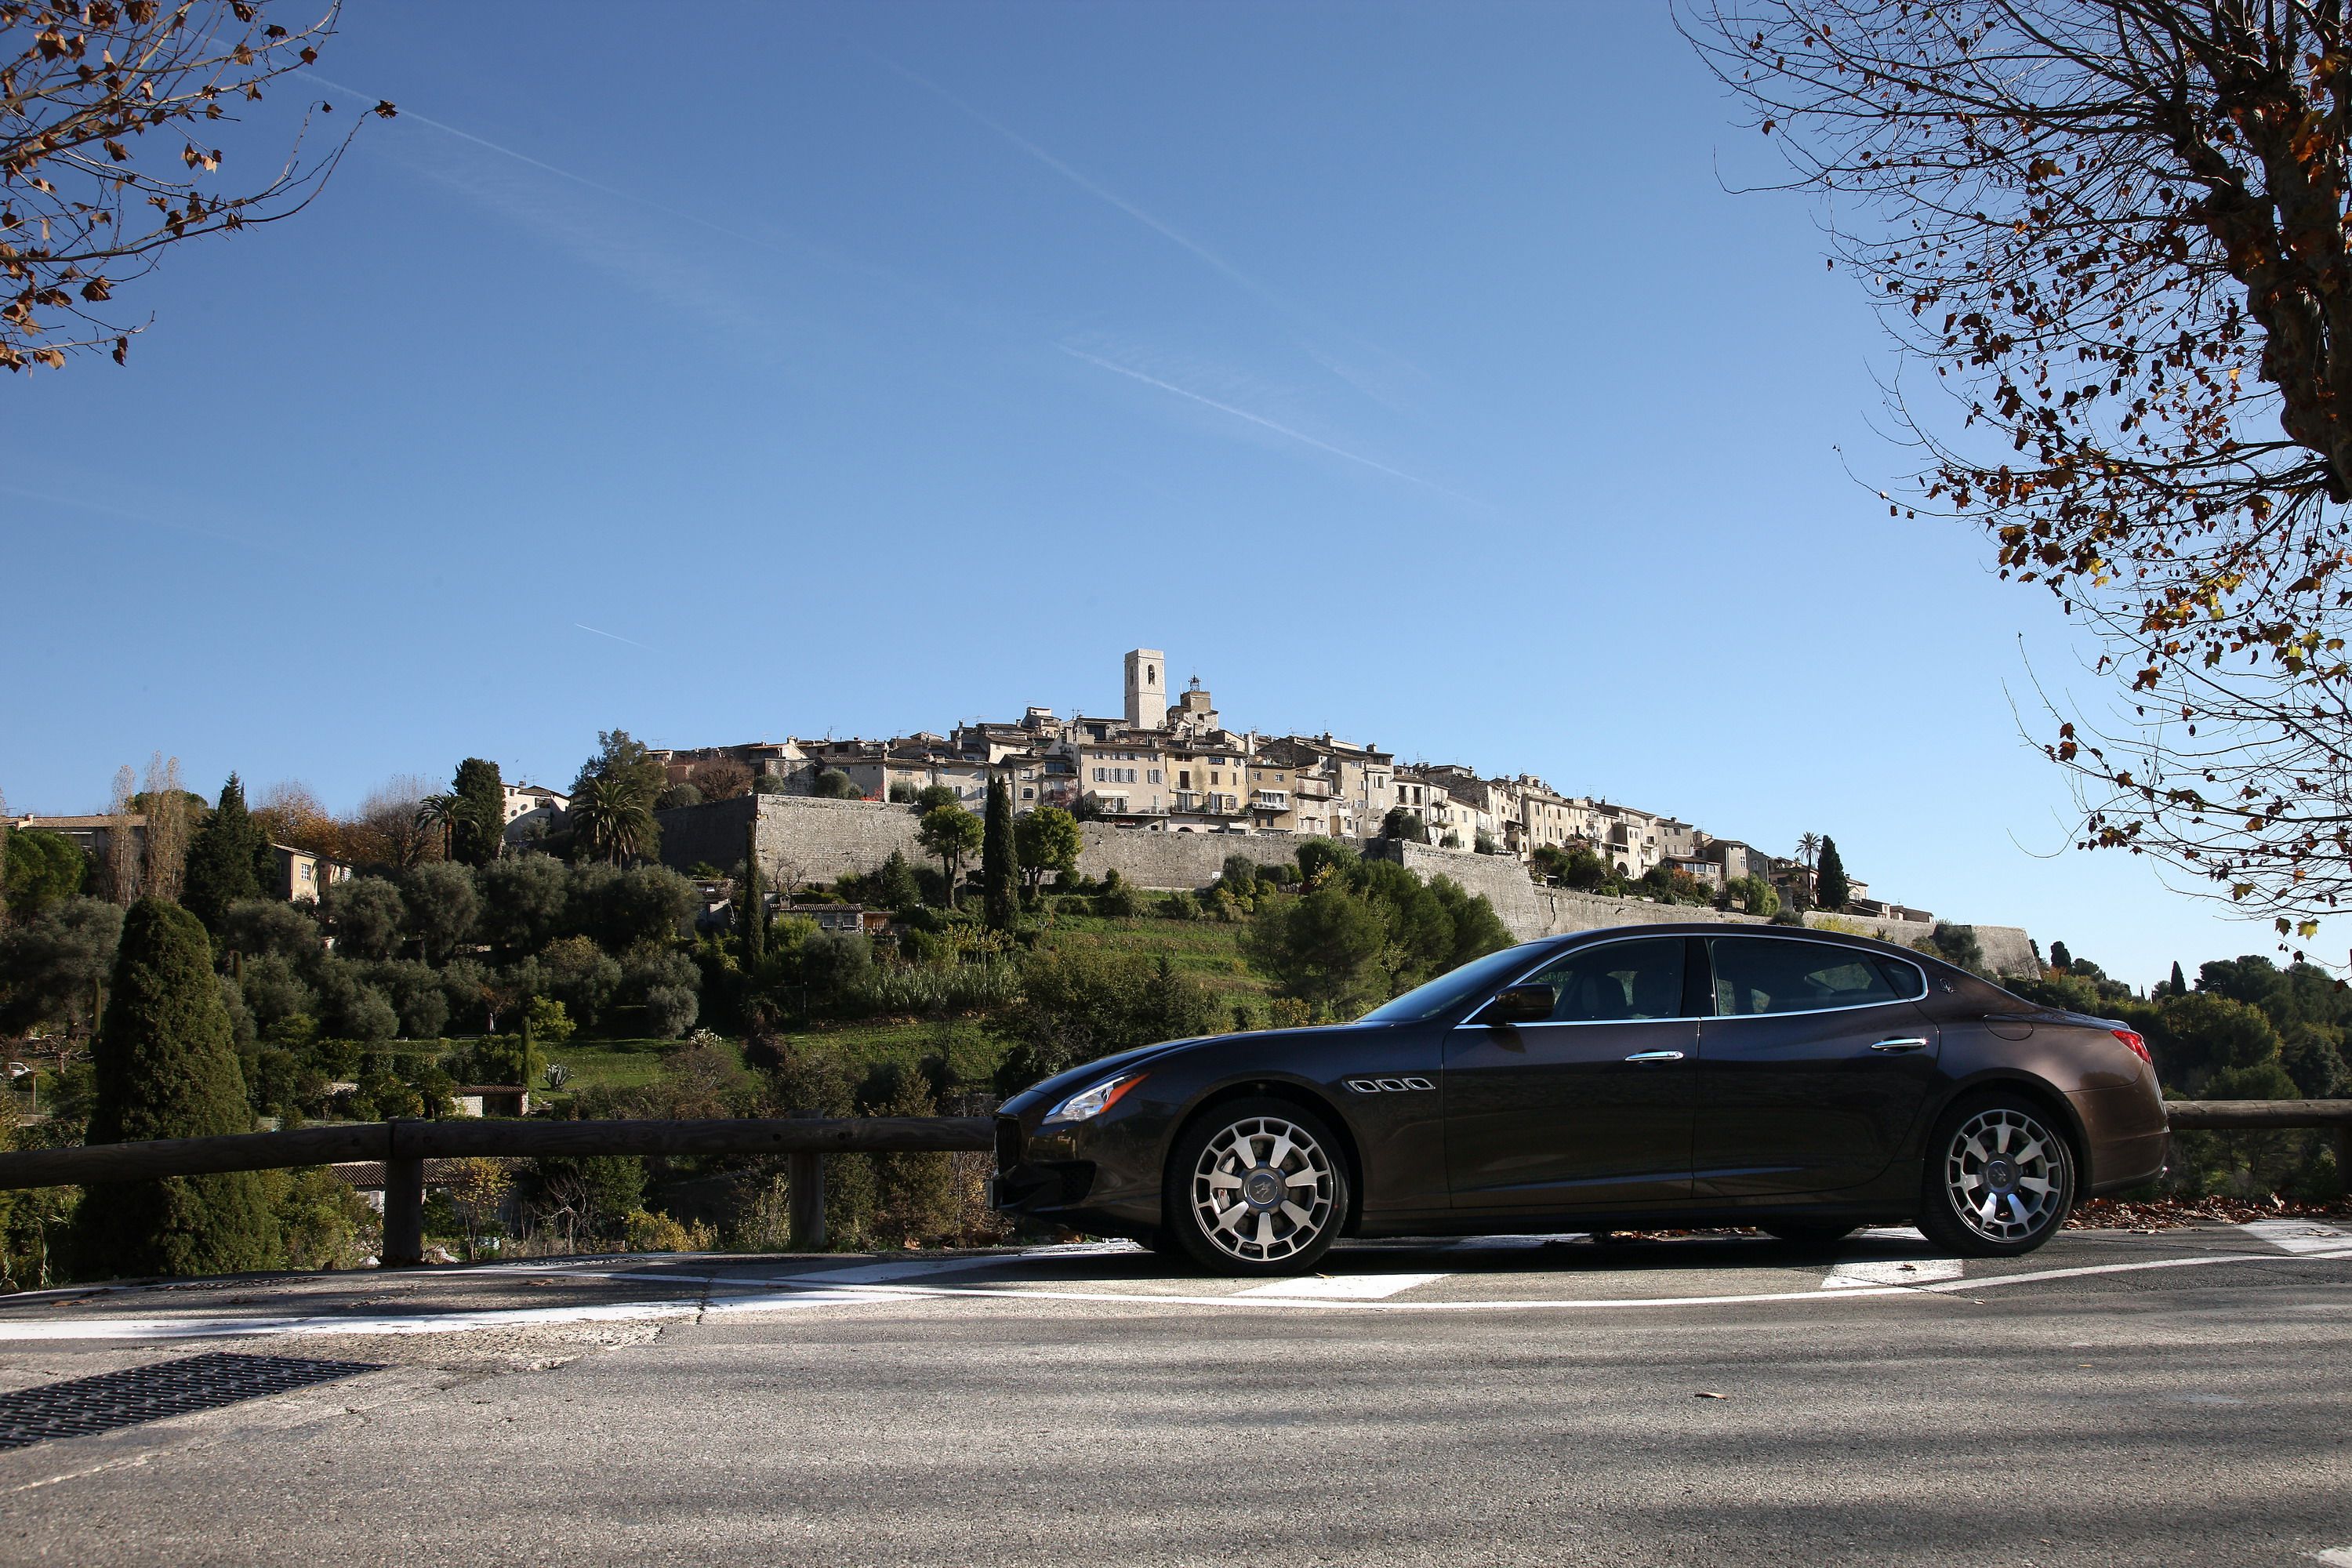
2113;1028;2151;1065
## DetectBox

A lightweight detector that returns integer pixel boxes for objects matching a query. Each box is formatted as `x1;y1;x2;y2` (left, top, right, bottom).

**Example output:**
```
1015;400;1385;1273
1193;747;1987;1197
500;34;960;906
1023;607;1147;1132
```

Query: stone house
1163;731;1251;832
1076;735;1168;823
271;842;352;903
8;814;140;869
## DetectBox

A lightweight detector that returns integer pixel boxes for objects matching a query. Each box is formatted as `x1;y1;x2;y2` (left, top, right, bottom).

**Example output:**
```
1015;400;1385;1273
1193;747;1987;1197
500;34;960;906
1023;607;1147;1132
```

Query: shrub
1928;923;1984;974
526;996;577;1047
644;985;699;1038
810;768;862;800
623;1209;715;1253
1296;838;1358;885
862;1063;960;1247
1094;877;1142;917
1381;808;1428;843
848;960;1018;1017
364;959;449;1039
993;946;1221;1095
272;1166;378;1272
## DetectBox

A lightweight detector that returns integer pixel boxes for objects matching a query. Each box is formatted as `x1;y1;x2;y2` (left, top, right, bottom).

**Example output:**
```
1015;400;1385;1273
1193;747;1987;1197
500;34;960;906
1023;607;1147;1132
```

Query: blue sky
0;3;2306;986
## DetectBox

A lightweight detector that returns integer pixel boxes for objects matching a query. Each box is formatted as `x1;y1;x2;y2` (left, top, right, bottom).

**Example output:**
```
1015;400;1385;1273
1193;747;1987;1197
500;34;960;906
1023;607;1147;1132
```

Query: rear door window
1708;937;1907;1017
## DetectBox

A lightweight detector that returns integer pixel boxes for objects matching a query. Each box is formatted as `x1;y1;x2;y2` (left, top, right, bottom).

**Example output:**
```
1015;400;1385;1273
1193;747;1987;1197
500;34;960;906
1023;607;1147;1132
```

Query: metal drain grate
0;1352;384;1449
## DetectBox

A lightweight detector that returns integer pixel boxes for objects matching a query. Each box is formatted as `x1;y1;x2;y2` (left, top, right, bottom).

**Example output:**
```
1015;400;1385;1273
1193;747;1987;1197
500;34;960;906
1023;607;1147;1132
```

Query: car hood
1002;1022;1388;1117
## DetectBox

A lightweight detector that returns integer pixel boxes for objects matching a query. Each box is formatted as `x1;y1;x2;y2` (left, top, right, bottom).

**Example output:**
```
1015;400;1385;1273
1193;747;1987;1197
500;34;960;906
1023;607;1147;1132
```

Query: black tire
1916;1091;2076;1258
1163;1096;1349;1276
1759;1222;1855;1248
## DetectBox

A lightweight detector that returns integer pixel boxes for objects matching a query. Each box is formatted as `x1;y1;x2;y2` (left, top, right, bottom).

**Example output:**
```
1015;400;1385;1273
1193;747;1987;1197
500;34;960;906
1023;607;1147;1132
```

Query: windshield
1357;943;1546;1024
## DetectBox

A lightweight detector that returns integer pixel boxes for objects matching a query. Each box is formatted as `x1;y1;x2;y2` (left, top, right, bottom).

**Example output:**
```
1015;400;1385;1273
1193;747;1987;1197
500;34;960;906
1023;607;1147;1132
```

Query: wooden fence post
381;1120;425;1267
788;1150;826;1251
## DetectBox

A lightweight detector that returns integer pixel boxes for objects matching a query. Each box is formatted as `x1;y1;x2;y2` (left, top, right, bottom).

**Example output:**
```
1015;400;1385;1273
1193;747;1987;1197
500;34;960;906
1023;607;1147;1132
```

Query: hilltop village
647;649;1925;924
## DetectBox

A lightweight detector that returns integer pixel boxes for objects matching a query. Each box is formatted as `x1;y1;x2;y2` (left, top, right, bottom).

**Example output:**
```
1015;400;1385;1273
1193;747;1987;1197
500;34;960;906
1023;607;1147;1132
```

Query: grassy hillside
540;912;1265;1099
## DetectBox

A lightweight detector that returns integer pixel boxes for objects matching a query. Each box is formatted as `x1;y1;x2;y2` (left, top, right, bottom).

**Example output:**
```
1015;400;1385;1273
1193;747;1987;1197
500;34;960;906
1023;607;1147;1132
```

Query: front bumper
989;1112;1164;1235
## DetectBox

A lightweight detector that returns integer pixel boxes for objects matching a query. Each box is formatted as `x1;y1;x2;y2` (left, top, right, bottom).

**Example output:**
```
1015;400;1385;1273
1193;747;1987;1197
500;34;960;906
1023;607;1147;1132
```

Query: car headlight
1042;1072;1148;1127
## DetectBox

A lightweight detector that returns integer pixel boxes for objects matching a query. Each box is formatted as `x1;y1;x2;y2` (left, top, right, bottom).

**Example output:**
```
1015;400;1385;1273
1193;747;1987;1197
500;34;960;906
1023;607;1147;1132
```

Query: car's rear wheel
1165;1098;1348;1276
1917;1093;2075;1257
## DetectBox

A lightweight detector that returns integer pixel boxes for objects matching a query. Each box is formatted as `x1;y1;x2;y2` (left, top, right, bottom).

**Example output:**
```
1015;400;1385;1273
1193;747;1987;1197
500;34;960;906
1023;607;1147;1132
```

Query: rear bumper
2069;1081;2170;1195
2085;1127;2169;1196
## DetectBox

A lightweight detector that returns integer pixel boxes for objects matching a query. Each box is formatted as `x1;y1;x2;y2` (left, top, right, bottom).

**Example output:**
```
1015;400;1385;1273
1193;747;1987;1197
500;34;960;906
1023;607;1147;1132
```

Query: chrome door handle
1624;1050;1686;1063
1871;1037;1929;1053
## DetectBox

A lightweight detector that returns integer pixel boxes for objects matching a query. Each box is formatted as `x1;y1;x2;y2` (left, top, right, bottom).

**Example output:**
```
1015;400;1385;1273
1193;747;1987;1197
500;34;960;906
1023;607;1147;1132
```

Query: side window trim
1704;935;1932;1019
1454;933;1928;1027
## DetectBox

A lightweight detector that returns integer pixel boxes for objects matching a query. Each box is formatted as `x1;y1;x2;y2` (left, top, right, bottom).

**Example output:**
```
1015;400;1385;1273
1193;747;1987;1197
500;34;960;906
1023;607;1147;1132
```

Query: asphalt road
0;1223;2347;1566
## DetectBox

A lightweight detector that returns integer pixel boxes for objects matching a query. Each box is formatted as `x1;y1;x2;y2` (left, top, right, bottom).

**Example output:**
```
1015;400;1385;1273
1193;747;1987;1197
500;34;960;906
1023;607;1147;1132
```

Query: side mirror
1483;984;1554;1025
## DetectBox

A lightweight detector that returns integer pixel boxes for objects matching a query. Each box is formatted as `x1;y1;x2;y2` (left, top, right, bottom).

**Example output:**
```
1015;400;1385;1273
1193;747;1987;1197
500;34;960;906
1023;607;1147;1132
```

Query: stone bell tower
1123;648;1167;731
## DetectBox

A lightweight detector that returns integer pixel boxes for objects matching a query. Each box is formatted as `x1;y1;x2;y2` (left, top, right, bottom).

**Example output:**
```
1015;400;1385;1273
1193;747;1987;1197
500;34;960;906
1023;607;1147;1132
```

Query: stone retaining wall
655;797;2037;976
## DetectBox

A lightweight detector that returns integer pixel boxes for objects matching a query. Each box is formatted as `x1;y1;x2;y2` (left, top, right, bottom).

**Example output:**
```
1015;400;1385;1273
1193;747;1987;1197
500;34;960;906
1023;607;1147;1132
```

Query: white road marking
0;1290;898;1342
3;1242;2347;1339
753;1244;2352;1314
2241;1220;2352;1255
1821;1258;1964;1290
1450;1234;1588;1250
1236;1272;1448;1300
1856;1226;1929;1243
2308;1549;2352;1566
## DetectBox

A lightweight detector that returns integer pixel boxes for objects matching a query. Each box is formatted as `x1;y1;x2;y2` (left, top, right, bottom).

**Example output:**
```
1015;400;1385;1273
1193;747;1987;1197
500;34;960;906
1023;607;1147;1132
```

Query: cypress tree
982;775;1017;931
2169;960;2188;996
452;757;506;867
739;820;765;971
71;900;279;1278
181;775;262;935
1813;837;1851;912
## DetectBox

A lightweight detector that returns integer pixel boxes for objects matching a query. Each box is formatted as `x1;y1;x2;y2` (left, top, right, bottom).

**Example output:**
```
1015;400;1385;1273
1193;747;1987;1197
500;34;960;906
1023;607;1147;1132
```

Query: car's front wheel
1917;1093;2075;1257
1165;1098;1348;1276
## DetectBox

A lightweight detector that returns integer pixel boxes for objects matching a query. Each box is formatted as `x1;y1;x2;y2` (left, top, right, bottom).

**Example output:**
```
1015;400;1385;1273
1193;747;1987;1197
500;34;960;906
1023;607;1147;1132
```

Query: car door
1444;935;1700;1210
1693;935;1941;1199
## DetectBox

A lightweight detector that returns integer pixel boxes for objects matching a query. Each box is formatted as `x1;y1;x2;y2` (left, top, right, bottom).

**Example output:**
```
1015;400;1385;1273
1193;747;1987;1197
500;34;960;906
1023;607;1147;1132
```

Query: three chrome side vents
1343;1076;1435;1094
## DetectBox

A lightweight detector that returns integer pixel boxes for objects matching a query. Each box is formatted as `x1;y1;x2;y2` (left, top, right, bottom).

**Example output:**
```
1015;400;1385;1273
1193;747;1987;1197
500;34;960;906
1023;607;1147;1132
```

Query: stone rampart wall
1077;825;1319;890
1384;840;2038;977
656;797;2037;976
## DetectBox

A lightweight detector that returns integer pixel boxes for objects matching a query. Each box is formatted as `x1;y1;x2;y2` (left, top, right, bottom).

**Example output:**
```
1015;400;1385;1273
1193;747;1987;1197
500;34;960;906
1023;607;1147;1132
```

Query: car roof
1543;921;1951;965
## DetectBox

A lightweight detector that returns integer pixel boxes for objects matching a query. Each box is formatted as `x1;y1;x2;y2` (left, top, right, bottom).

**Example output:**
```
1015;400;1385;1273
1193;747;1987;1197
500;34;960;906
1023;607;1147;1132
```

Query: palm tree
1797;832;1822;870
416;793;463;862
571;775;655;864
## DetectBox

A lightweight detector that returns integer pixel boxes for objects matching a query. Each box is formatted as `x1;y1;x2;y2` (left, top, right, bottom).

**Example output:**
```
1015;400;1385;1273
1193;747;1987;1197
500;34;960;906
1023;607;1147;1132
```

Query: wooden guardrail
0;1100;2342;1269
2166;1098;2352;1178
0;1116;994;1265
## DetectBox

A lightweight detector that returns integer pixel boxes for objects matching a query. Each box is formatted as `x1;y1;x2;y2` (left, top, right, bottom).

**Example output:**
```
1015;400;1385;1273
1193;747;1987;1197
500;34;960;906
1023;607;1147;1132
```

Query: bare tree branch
1;1;394;371
1682;0;2352;943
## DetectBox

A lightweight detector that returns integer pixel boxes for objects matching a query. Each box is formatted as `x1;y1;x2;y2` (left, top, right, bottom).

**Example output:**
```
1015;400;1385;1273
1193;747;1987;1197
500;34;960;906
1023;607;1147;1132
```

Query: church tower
1123;648;1167;730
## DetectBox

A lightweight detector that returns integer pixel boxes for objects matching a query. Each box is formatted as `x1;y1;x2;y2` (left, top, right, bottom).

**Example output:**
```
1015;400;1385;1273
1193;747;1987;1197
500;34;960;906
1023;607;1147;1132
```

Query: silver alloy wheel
1943;1106;2066;1243
1189;1114;1336;1264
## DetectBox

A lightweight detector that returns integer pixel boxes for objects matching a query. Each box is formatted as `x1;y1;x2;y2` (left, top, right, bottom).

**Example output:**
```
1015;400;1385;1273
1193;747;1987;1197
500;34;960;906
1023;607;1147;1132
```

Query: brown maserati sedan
992;924;2169;1273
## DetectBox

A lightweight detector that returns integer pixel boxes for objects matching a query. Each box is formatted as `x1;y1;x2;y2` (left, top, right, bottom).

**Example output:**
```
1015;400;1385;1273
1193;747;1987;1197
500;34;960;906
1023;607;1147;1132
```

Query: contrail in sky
574;622;654;651
297;69;795;259
866;52;1270;304
1059;347;1448;493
